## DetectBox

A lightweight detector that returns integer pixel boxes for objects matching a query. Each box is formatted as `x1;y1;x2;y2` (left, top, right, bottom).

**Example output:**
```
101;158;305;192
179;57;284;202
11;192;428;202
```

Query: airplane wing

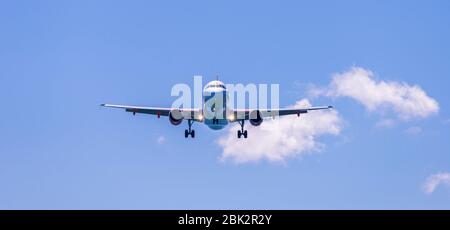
101;104;202;120
233;106;333;120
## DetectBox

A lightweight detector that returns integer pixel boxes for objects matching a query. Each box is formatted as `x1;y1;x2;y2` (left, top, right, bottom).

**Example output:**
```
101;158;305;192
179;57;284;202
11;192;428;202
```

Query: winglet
328;105;333;109
100;104;106;107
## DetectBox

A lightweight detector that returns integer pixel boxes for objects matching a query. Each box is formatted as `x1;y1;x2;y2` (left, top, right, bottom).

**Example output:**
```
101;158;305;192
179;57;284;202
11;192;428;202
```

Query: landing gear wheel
184;119;196;138
237;120;247;139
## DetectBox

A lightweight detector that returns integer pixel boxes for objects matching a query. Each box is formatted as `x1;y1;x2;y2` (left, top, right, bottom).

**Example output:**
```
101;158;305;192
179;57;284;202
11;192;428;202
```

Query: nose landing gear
237;120;248;139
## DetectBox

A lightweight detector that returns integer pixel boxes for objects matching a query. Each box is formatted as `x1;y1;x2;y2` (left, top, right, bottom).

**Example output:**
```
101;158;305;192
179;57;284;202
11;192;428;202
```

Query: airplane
101;80;333;138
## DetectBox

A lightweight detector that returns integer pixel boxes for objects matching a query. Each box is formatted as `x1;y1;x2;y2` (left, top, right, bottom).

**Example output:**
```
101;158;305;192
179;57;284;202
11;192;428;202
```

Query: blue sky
1;0;450;209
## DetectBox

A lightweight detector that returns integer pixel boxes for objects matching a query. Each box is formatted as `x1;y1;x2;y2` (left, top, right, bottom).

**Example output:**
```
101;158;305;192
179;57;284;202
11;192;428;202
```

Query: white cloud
404;126;422;135
312;67;439;120
157;136;166;144
217;99;342;164
423;173;450;195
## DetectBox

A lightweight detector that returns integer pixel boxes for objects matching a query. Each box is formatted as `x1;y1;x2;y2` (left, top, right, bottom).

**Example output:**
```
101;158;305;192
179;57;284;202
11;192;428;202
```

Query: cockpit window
206;84;226;89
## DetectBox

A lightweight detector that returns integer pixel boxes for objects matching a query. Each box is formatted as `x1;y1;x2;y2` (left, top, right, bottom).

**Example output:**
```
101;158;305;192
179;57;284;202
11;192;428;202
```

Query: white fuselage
202;80;229;130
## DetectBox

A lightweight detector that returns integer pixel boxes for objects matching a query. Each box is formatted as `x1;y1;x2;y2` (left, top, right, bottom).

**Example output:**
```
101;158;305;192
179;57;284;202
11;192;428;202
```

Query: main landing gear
237;120;248;139
185;119;195;138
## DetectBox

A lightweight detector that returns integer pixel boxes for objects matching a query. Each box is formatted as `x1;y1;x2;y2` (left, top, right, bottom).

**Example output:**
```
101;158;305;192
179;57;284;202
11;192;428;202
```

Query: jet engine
249;110;263;126
169;109;183;126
